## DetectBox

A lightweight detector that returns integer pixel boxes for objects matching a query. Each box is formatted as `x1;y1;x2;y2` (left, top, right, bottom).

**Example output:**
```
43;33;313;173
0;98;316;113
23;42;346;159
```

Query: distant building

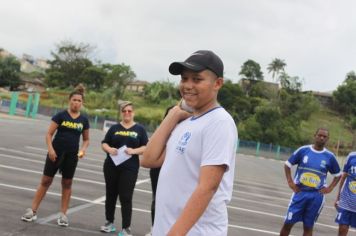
22;53;35;64
310;91;333;107
125;80;149;93
36;58;50;70
20;54;50;73
19;77;45;93
239;78;279;95
0;48;13;58
20;58;37;73
1;49;50;73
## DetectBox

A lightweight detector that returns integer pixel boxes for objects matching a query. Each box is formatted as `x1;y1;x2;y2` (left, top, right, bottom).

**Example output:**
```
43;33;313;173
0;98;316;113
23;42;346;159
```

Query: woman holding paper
100;101;148;235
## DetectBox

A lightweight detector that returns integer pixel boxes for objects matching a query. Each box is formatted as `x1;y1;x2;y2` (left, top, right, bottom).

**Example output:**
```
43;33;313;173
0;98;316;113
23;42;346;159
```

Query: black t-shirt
52;110;90;151
102;123;148;172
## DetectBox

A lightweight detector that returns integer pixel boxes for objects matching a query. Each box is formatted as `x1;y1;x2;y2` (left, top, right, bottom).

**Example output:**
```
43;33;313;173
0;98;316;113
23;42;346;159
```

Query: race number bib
300;172;320;188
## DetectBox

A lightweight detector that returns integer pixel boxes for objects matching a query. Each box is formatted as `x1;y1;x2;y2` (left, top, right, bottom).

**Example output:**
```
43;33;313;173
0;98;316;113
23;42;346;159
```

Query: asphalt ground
0;112;354;236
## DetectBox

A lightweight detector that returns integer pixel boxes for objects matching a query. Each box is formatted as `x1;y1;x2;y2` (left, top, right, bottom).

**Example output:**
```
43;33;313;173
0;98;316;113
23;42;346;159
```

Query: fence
7;93;350;162
237;140;294;161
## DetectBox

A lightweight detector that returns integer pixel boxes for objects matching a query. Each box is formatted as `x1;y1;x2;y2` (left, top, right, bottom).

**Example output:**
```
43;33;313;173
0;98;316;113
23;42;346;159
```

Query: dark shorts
284;191;325;228
43;150;78;179
336;207;356;228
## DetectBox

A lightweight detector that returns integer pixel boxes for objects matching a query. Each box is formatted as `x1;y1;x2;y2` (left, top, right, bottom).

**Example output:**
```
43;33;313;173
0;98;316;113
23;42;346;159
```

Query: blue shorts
284;191;325;228
335;207;356;228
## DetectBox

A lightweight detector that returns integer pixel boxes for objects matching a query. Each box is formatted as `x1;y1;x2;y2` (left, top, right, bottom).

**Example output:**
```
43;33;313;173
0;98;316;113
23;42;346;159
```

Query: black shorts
43;150;78;179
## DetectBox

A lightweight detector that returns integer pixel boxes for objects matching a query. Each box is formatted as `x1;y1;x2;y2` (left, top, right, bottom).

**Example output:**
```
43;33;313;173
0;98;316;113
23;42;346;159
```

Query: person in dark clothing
145;106;174;236
21;85;90;227
100;101;148;236
149;167;160;223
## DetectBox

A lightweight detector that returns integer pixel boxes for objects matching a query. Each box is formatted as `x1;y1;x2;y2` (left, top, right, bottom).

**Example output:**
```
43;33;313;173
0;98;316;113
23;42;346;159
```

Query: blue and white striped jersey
339;152;356;212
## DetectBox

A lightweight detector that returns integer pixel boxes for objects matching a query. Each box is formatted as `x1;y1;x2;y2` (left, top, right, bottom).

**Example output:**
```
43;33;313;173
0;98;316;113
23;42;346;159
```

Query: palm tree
267;58;286;82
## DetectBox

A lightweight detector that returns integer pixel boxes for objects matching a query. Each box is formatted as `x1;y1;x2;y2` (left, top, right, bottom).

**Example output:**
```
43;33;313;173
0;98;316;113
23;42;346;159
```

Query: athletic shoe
21;208;37;222
144;231;152;236
118;227;133;236
100;221;116;233
57;212;69;227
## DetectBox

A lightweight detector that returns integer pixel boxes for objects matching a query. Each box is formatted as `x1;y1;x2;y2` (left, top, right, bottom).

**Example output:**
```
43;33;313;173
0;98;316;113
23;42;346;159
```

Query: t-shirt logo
176;132;191;154
114;131;138;138
349;181;356;194
320;160;326;168
303;155;308;164
300;172;320;188
61;121;84;131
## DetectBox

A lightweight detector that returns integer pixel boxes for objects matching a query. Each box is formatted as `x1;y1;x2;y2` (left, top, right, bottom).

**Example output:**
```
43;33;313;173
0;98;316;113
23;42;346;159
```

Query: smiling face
179;69;223;115
121;104;134;123
68;94;83;113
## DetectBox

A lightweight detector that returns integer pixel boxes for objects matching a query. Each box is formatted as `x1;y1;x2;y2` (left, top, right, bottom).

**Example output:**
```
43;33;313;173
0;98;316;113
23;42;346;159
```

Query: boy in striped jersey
335;152;356;236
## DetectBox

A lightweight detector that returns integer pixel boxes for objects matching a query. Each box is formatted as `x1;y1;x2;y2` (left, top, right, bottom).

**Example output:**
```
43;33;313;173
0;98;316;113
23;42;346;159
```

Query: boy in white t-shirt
141;50;238;236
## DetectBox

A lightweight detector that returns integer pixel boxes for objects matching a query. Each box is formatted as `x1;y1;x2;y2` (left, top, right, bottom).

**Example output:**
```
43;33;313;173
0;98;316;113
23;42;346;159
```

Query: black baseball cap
169;50;224;77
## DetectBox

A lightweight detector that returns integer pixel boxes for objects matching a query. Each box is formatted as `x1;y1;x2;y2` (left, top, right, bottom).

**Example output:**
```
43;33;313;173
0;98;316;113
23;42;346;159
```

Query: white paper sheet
109;145;132;166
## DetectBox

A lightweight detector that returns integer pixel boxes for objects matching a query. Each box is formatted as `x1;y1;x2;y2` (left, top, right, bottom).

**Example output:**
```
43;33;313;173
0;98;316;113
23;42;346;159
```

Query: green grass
125;94;177;119
301;107;353;154
3;89;353;154
29;89;177;131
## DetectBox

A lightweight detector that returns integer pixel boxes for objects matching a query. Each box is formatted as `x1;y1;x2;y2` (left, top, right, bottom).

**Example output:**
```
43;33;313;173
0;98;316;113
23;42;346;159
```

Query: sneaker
144;231;152;236
100;221;116;233
21;208;37;222
57;212;69;227
118;227;133;236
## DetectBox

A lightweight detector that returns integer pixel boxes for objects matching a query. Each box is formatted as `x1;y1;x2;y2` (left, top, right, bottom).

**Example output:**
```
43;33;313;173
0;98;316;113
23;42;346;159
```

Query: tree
218;80;253;122
351;117;356;149
334;72;356;149
0;56;22;90
279;72;303;92
333;73;356;115
345;71;356;83
105;63;136;100
239;59;264;81
143;80;179;104
249;81;277;99
267;58;286;82
239;104;305;147
81;66;107;90
278;90;319;122
240;105;283;144
45;41;94;88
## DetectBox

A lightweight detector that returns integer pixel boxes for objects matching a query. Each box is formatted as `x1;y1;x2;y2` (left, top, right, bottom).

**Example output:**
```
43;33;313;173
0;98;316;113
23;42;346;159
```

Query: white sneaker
100;221;116;233
21;208;37;222
57;212;69;227
144;231;152;236
118;227;133;236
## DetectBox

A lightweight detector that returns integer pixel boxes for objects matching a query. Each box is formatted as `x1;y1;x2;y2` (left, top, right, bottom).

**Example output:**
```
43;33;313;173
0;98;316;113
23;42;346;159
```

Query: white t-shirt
152;107;238;236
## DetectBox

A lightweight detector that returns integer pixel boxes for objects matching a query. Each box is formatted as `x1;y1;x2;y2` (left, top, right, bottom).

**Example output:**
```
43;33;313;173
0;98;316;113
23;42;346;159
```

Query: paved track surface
0;113;352;235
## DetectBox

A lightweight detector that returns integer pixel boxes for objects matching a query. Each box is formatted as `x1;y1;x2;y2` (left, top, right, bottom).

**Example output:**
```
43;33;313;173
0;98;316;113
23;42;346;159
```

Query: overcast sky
1;0;356;92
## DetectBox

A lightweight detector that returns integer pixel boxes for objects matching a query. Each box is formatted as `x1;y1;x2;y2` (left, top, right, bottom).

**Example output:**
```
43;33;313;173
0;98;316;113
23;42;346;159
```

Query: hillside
1;89;354;155
301;107;353;155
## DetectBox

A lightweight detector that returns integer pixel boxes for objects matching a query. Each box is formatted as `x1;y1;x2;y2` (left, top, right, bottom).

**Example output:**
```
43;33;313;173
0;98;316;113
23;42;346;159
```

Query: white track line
25;146;105;161
0;153;103;175
1;182;286;235
1;146;104;165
